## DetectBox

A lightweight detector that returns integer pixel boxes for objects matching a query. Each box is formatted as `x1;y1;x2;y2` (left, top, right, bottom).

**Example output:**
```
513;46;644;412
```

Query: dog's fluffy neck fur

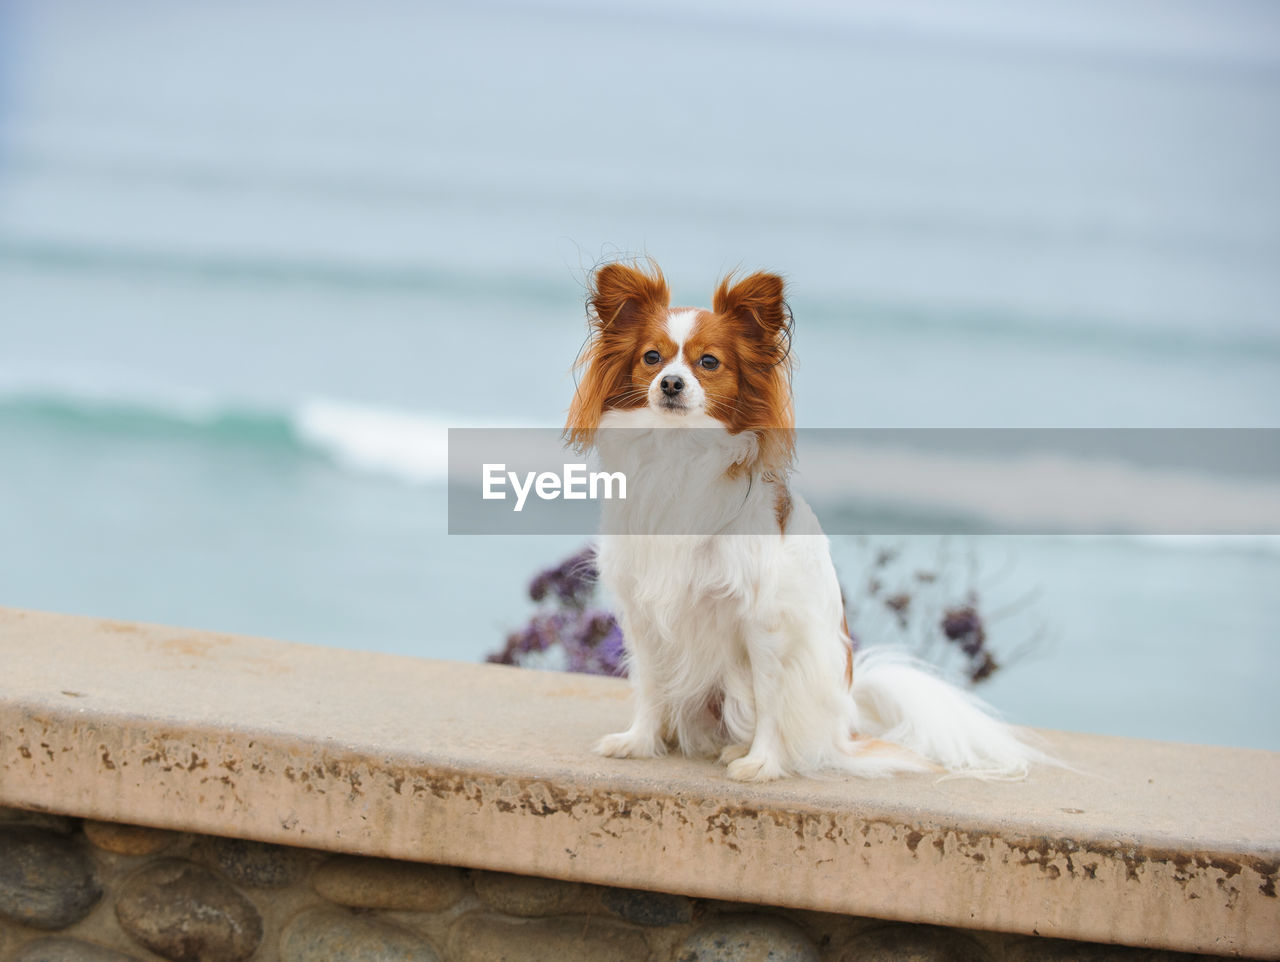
594;407;784;537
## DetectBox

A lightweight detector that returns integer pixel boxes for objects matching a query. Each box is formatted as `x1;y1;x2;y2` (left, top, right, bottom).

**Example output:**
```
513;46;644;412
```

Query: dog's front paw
595;729;663;759
726;753;786;782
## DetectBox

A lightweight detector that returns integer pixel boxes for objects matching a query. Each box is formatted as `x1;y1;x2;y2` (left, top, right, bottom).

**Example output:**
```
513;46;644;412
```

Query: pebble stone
0;826;103;929
13;937;143;962
599;886;695;926
0;811;1215;962
204;836;312;888
313;855;468;911
0;809;78;835
675;916;820;962
115;859;263;962
280;908;440;962
834;925;991;962
448;912;650;962
472;869;581;916
83;821;177;857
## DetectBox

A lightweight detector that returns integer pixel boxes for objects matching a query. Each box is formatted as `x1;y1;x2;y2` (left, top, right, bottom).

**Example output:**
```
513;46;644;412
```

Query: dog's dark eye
699;354;720;371
643;350;661;365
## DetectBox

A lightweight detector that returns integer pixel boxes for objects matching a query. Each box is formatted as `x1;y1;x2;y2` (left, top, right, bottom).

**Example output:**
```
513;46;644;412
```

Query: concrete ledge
1;607;1276;958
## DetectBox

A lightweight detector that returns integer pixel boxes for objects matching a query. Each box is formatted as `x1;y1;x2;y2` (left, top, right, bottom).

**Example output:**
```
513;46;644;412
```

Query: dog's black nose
661;375;684;397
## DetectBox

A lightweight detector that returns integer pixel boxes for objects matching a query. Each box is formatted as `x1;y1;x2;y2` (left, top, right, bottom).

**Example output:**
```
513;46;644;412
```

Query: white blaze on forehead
651;308;707;413
665;309;700;350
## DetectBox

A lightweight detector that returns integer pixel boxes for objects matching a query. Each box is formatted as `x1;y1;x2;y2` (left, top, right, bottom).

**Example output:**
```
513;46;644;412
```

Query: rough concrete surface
0;607;1276;957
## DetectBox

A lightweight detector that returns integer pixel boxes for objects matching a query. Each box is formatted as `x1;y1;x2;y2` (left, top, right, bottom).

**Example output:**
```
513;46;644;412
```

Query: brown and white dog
567;260;1042;780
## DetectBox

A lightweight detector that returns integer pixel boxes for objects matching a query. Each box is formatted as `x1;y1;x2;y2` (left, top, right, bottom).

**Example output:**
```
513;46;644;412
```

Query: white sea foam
0;380;547;488
292;399;454;485
292;398;553;486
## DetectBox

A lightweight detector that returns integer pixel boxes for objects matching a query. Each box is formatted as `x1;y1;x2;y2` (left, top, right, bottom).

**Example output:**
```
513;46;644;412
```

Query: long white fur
590;310;1045;781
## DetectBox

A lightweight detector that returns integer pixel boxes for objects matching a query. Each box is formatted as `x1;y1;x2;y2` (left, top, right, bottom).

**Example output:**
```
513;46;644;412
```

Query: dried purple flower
528;546;599;610
496;546;627;678
883;592;911;628
968;650;999;684
488;612;569;666
595;618;627;676
941;605;984;657
565;608;626;677
941;604;1001;682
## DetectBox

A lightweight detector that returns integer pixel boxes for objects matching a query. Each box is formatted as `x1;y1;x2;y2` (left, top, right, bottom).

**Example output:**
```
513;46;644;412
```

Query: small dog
567;260;1042;781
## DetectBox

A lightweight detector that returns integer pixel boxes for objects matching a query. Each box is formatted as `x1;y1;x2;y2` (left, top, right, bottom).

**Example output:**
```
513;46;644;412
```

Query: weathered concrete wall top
0;607;1276;958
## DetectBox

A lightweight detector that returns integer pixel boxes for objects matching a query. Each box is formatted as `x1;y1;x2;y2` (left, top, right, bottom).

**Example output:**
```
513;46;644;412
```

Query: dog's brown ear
713;271;788;339
590;260;670;330
566;261;670;450
713;270;795;474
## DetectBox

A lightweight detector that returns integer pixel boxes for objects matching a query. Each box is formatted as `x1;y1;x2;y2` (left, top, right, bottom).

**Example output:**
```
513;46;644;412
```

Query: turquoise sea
1;0;1278;749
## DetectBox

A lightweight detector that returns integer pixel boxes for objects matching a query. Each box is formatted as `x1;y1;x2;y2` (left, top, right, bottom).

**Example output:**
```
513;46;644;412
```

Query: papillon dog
567;260;1043;781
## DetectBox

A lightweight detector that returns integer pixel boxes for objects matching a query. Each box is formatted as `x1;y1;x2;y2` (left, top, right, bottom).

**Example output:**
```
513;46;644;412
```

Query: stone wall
0;806;1208;962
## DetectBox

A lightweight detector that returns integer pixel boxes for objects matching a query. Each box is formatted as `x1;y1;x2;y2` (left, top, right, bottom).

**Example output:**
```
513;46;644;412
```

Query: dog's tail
844;648;1049;779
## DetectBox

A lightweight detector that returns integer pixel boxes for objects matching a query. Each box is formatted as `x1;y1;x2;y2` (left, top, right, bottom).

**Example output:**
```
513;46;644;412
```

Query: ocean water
1;0;1278;749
